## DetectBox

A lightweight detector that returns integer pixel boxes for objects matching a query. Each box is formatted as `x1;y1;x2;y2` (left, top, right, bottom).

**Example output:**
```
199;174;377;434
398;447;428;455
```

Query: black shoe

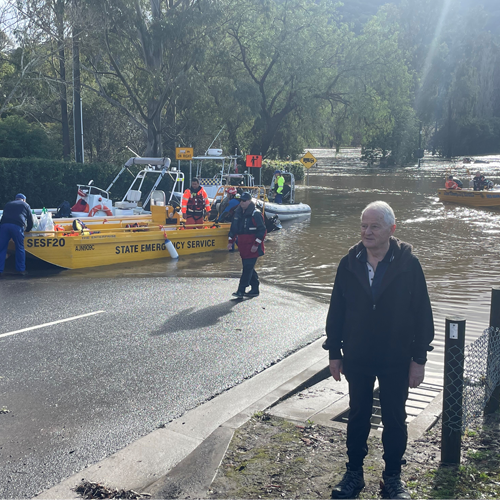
381;472;411;499
244;289;259;297
331;468;365;499
232;291;245;299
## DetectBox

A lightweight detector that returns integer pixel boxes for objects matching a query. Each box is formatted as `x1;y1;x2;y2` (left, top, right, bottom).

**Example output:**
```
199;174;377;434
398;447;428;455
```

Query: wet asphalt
0;273;325;498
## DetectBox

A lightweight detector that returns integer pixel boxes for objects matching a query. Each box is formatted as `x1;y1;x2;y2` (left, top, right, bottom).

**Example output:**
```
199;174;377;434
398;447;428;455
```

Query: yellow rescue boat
438;188;500;208
23;204;230;269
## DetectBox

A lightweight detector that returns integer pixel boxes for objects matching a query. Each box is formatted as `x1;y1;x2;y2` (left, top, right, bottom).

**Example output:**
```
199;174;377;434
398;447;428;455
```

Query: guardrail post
441;316;466;465
484;287;500;415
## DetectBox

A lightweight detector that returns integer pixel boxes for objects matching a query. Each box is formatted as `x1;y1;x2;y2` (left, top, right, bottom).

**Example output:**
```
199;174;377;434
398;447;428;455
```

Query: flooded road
23;149;500;383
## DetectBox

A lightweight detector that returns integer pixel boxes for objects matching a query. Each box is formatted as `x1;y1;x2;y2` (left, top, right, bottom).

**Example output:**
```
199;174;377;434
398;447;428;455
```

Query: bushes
0;158;120;208
0;116;60;159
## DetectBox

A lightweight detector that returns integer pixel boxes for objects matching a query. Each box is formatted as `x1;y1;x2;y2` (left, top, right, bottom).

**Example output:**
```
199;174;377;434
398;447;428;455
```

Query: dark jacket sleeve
25;203;33;232
228;208;241;241
325;258;347;359
410;258;434;361
252;210;266;242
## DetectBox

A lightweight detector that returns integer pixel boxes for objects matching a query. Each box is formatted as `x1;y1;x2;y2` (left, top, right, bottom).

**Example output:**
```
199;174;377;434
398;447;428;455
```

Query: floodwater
23;148;500;385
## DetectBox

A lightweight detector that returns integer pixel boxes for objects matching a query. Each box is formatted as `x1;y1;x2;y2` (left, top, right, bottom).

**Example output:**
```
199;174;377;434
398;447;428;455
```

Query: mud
209;412;500;499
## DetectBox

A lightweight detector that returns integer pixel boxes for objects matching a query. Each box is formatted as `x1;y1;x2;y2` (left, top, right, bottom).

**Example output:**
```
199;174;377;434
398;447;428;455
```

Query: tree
2;0;73;159
222;0;348;157
80;0;218;157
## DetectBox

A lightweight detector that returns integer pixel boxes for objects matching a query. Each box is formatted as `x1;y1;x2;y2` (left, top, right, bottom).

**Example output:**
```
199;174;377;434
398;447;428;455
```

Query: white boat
70;157;184;219
258;200;311;220
0;157;185;225
255;171;311;220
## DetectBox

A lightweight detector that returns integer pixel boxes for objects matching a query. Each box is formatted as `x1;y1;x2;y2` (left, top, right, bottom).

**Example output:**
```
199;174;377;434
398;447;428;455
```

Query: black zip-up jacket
324;237;434;375
0;199;33;232
228;202;266;259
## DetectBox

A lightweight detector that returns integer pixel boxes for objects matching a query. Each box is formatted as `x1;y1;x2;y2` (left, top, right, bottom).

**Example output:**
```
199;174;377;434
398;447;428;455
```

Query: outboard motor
265;214;282;232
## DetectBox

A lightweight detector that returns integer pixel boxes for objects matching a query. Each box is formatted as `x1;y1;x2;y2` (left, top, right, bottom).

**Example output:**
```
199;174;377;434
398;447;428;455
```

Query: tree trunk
145;99;161;157
72;24;84;163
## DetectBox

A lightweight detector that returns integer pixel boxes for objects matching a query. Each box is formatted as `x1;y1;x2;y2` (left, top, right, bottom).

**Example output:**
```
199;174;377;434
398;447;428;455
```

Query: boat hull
256;201;311;220
438;189;500;207
22;218;230;269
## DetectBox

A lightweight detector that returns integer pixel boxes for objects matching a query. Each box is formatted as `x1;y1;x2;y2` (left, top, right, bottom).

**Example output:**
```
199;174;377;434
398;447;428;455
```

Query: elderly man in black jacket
325;200;434;500
0;193;33;276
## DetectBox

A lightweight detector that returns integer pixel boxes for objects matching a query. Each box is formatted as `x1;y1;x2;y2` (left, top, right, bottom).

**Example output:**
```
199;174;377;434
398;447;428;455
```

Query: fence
441;287;500;464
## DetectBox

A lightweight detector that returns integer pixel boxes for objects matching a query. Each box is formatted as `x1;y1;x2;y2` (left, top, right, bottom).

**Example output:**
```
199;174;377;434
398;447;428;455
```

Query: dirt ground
209;412;500;499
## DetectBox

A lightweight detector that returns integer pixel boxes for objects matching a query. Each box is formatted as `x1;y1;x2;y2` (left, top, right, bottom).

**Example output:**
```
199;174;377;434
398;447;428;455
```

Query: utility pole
72;0;84;163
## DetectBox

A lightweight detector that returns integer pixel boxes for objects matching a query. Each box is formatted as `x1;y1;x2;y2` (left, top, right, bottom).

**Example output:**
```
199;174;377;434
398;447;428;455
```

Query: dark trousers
238;257;259;293
345;367;409;473
0;223;26;272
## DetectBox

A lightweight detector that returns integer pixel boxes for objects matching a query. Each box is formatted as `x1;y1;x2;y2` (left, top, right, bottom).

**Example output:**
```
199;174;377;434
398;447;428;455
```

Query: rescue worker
219;187;240;223
228;192;266;298
181;178;210;228
445;175;461;190
274;171;285;204
473;171;487;191
0;193;34;276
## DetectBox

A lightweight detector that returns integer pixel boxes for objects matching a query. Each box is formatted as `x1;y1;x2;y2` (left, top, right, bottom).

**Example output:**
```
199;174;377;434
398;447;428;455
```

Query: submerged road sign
300;151;317;169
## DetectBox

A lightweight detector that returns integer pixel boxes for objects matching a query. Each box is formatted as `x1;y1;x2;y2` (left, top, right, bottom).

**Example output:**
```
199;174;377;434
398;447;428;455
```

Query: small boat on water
256;171;311;220
19;193;231;269
438;188;500;208
193;149;311;221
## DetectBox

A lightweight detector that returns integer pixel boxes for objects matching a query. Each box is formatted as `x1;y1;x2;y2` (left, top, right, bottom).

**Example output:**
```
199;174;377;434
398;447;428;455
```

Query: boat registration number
27;238;66;248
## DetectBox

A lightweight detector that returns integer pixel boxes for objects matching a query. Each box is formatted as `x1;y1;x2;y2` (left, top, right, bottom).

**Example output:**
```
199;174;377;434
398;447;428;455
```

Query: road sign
176;147;194;160
300;151;317;169
246;155;262;168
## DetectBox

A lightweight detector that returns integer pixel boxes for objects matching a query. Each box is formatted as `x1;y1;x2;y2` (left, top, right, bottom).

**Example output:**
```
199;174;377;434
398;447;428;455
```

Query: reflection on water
24;148;500;385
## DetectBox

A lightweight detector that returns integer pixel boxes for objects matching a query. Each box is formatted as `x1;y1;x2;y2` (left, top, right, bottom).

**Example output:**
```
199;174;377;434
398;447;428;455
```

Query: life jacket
445;180;459;189
71;198;89;213
182;187;209;215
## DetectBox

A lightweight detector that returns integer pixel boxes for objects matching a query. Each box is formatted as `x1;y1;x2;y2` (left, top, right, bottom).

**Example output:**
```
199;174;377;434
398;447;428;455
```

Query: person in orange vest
445;175;461;190
181;178;211;228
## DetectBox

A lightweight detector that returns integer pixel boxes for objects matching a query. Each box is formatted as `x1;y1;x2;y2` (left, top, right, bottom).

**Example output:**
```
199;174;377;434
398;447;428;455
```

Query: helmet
227;187;237;195
274;170;281;175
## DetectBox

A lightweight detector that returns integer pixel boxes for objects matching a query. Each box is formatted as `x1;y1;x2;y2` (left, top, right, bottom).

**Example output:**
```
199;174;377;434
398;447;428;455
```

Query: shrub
0;116;60;159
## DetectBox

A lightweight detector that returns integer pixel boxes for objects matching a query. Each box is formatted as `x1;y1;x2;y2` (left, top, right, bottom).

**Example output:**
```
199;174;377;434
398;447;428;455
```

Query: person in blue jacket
0;193;33;276
218;187;240;223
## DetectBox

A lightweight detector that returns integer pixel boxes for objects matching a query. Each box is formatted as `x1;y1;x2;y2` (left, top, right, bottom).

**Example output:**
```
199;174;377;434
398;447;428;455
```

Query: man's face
361;209;395;252
191;181;200;190
239;199;251;210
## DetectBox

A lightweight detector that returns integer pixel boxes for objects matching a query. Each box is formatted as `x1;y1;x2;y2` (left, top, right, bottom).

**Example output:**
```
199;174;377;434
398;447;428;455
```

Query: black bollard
484;287;500;415
441;316;466;465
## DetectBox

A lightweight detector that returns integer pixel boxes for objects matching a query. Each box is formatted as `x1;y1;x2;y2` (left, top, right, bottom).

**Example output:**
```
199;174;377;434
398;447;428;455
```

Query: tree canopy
0;0;498;163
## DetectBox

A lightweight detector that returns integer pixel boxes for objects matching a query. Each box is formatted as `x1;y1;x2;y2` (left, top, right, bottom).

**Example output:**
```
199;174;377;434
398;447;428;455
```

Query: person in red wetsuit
181;178;210;228
445;175;461;189
227;192;266;298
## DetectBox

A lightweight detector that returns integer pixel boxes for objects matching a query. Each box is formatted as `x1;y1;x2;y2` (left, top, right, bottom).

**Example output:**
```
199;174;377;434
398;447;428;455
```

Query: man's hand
250;244;258;253
329;359;343;382
227;243;233;251
409;361;425;388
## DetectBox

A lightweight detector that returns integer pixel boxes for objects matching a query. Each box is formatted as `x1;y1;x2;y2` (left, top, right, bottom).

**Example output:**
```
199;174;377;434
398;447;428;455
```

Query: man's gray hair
361;201;396;226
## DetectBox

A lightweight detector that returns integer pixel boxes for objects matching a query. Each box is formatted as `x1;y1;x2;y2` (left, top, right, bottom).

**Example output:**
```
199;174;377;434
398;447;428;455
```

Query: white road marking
0;311;106;339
